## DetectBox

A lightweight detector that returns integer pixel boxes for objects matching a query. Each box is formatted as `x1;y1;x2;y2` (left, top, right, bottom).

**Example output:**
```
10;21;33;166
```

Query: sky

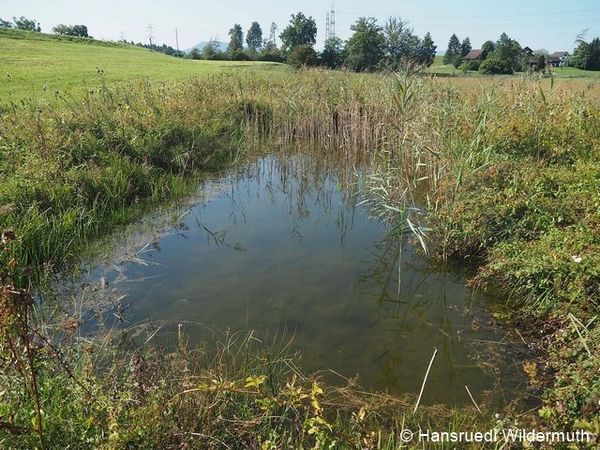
2;0;599;53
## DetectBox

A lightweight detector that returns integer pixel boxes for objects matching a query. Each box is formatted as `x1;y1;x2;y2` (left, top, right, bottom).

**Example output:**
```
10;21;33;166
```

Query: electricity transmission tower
147;23;155;50
325;4;336;41
269;22;278;48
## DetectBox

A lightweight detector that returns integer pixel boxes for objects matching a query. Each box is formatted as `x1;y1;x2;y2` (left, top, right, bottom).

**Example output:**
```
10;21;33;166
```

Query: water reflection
76;148;524;405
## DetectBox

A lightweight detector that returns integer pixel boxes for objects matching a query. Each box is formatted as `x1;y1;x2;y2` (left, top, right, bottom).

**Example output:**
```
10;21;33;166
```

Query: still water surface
84;149;522;405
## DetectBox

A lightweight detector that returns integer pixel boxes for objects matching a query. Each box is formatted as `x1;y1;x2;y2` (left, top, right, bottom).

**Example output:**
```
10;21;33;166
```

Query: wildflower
571;255;582;263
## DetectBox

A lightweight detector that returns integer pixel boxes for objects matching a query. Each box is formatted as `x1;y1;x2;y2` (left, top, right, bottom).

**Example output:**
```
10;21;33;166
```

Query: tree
461;37;472;56
345;17;385;72
287;44;317;68
227;24;243;54
52;24;89;37
479;33;522;74
494;32;522;71
13;16;41;32
416;32;437;67
246;22;263;52
345;17;386;72
383;17;421;68
266;22;278;49
279;12;317;52
188;48;202;60
443;34;461;66
321;36;345;69
481;40;496;59
0;18;13;29
532;50;548;71
572;37;600;70
203;39;223;60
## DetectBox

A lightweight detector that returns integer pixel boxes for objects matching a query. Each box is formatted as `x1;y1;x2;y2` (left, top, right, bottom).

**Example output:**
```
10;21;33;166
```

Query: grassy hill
0;29;284;100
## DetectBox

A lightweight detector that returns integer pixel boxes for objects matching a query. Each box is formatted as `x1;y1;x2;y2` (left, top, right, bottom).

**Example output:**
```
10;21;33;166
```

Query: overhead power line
334;7;600;19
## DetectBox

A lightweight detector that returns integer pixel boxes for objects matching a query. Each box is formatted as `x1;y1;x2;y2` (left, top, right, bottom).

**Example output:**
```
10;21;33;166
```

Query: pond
74;147;526;406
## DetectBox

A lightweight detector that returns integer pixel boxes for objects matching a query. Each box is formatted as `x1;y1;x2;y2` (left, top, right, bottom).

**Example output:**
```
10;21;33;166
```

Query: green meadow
0;29;284;99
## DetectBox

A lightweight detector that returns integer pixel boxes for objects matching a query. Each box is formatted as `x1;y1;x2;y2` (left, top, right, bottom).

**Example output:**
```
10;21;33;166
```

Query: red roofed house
463;49;483;61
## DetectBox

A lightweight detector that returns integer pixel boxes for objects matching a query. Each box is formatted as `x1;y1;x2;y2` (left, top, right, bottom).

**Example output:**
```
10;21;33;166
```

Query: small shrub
479;57;514;74
287;44;318;68
230;49;251;61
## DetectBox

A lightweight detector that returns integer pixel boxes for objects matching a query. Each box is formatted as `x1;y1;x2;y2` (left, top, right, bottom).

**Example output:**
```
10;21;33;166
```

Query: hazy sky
2;0;599;52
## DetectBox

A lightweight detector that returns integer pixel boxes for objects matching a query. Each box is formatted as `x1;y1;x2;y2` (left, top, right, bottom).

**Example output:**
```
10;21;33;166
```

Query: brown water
77;149;525;406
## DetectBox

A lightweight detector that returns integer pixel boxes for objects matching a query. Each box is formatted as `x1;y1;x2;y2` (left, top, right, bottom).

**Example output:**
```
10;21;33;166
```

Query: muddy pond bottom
85;150;524;405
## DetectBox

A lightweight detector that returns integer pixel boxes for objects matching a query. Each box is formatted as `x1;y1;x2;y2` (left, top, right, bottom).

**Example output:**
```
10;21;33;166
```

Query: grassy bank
0;70;406;282
1;69;599;447
0;29;283;100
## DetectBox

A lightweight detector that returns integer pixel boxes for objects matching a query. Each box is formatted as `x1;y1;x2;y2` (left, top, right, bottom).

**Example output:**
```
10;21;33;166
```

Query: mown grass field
0;29;284;100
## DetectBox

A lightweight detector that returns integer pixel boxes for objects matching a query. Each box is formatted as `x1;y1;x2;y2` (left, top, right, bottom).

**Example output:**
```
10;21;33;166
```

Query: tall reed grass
1;69;599;445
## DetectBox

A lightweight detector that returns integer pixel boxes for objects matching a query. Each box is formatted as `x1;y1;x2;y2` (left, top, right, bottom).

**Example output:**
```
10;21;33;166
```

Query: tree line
571;37;600;70
2;13;599;72
190;13;437;71
0;16;42;32
443;32;600;73
1;15;89;37
0;15;184;56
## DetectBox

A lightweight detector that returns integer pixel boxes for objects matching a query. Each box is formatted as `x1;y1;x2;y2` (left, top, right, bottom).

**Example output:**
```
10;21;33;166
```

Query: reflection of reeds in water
354;226;529;405
53;148;374;336
218;147;370;244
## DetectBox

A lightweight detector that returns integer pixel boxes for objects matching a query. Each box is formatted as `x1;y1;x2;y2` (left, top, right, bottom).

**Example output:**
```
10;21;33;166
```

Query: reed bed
1;69;599;447
2;69;597;282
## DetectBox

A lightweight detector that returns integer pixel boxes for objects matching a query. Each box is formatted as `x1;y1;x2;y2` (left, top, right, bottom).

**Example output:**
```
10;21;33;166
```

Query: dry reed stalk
414;346;438;413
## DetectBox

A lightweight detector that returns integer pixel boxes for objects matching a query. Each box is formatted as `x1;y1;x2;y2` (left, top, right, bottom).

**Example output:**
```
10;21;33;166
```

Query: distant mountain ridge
185;41;228;53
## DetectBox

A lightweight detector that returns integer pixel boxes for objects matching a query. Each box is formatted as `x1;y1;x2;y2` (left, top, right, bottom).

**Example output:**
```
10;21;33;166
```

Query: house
549;51;570;67
463;49;483;61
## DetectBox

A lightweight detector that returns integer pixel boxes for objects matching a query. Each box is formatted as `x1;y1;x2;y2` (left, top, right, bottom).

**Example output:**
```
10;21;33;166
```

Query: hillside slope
0;29;283;100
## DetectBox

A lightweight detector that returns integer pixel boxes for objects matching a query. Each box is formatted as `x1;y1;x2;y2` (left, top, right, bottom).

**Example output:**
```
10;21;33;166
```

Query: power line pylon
147;23;154;50
330;4;336;39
